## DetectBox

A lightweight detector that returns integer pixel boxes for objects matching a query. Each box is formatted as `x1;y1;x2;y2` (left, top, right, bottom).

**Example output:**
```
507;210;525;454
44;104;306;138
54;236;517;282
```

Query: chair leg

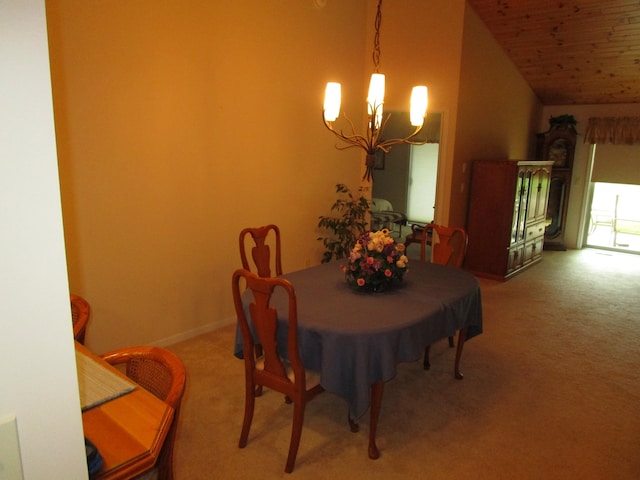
424;336;455;370
285;401;305;473
239;381;256;448
254;345;263;397
423;345;431;370
454;327;468;380
348;411;359;433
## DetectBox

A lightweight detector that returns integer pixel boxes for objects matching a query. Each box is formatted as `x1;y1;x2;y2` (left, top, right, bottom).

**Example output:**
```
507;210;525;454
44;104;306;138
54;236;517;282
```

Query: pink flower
384;269;392;277
357;278;365;286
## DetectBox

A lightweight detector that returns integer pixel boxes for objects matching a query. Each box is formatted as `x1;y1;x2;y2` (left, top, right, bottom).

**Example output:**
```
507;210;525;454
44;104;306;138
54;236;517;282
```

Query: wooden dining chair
239;224;282;278
239;224;284;389
420;223;469;372
232;268;324;474
429;223;468;269
70;294;91;345
404;223;432;260
100;346;187;480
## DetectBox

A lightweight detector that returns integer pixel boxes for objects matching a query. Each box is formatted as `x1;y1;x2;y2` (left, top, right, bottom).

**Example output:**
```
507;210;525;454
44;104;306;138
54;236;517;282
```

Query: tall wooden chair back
428;223;468;268
232;268;323;473
70;294;91;345
239;224;282;278
421;223;468;373
101;346;187;480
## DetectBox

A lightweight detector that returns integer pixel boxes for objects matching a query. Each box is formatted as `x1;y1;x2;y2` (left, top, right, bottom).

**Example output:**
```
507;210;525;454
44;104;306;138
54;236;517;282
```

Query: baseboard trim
151;317;235;347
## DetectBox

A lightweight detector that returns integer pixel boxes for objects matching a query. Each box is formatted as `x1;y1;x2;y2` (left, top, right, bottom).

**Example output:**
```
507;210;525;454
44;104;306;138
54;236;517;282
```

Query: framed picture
374;150;385;170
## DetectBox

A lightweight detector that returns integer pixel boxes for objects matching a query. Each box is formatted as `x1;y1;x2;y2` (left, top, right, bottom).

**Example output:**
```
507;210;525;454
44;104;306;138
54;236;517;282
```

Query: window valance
585;117;640;145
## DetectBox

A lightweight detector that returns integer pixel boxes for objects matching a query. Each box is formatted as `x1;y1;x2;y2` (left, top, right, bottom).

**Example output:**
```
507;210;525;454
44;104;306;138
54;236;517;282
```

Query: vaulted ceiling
466;0;640;105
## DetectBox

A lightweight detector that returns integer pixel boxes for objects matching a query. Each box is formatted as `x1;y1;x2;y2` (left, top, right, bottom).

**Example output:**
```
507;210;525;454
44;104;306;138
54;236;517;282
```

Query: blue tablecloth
234;260;483;419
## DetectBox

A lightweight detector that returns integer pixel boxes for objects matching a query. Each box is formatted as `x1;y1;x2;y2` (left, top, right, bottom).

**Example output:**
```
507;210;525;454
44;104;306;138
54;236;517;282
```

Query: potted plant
317;184;370;263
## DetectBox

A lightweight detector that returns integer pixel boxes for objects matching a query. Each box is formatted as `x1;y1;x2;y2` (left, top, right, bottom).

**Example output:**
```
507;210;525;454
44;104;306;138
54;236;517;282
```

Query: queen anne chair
429;223;468;269
70;294;91;345
232;268;324;474
100;346;187;480
239;224;282;278
419;223;469;373
239;224;284;394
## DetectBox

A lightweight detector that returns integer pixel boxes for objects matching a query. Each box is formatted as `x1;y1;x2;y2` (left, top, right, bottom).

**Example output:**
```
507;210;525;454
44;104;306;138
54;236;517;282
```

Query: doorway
371;111;442;236
586;182;640;254
406;143;439;223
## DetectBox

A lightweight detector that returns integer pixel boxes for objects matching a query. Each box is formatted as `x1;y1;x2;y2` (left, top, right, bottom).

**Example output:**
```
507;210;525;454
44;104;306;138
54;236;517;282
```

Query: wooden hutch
465;159;554;281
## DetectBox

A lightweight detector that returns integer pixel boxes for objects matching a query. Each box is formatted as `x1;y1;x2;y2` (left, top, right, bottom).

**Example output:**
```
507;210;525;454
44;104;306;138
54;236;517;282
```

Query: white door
406;143;439;223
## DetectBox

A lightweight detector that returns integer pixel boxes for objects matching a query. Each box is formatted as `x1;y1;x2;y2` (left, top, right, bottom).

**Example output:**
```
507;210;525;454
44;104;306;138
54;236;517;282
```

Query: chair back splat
239;224;282;278
429;223;468;268
232;268;323;473
100;346;186;480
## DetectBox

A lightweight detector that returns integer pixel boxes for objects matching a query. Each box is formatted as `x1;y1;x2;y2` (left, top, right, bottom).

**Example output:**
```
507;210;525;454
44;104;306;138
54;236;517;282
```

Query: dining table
76;343;174;479
234;259;483;459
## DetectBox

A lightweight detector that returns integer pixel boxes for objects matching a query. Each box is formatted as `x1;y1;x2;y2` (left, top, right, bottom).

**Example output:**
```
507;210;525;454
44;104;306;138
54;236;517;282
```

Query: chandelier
322;0;429;182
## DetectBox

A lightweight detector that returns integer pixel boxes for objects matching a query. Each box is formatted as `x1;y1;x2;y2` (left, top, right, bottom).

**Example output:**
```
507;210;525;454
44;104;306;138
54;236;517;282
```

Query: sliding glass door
586;182;640;254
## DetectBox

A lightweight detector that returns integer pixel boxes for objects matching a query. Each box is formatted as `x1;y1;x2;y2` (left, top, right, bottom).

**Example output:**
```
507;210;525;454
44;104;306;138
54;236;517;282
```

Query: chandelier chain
372;0;382;72
322;0;428;182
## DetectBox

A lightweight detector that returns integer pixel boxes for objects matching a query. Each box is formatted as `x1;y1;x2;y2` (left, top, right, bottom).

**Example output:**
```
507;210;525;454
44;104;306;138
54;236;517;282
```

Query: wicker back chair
70;294;91;345
101;346;186;480
232;268;324;473
239;224;283;278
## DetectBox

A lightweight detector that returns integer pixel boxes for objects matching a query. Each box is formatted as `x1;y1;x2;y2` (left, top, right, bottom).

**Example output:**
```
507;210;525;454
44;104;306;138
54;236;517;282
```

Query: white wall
0;0;87;478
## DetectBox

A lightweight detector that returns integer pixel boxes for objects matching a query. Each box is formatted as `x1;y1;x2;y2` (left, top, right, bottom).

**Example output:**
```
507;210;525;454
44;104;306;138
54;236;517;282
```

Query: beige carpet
168;248;640;479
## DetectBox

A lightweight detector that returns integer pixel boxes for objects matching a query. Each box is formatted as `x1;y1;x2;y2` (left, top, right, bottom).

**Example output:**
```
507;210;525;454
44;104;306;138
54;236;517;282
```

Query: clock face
548;138;570;167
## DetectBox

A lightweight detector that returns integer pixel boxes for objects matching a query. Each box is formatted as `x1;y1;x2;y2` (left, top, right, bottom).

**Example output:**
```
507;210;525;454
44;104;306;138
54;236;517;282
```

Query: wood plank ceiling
466;0;640;105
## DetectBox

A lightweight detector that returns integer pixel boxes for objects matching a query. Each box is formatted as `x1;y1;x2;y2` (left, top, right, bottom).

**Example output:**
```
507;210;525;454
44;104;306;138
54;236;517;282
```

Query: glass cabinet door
510;174;523;244
511;168;530;244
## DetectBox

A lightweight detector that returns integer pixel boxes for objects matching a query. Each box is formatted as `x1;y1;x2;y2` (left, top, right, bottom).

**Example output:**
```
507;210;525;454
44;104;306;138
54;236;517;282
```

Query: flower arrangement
342;229;409;292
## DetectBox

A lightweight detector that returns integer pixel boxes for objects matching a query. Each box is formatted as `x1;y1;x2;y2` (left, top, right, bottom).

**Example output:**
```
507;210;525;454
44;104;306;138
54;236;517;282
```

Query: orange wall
452;5;543;227
367;0;466;225
47;0;366;352
365;1;542;228
47;0;543;351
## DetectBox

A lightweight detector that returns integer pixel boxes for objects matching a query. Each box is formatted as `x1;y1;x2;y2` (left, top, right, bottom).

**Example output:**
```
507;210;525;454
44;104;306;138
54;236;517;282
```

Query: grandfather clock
536;116;577;250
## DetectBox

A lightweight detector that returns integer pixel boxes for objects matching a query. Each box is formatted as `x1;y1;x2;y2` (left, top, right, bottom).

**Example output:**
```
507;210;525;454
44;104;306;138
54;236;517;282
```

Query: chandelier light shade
367;73;385;128
410;86;428;127
322;0;429;181
323;82;341;122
